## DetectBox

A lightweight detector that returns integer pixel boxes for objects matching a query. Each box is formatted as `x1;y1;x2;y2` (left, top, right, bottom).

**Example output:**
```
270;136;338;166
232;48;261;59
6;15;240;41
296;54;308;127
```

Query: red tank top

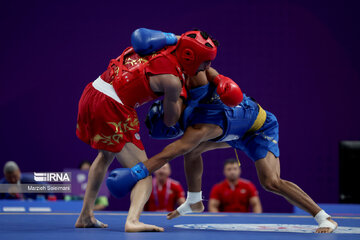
100;46;184;108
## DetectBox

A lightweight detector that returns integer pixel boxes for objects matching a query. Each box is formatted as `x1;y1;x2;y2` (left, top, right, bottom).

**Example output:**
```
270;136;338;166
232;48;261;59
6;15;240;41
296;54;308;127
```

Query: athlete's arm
162;75;183;127
208;199;221;212
144;123;223;173
185;141;231;159
206;67;220;82
106;123;222;198
249;196;262;213
150;74;183;127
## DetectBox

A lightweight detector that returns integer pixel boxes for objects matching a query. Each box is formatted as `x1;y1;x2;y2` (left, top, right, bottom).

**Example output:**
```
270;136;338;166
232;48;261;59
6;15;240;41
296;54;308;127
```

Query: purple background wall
1;0;359;212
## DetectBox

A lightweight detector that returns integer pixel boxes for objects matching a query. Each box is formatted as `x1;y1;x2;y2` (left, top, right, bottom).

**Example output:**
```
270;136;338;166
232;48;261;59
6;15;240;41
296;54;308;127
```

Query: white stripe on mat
29;207;51;212
3;207;26;212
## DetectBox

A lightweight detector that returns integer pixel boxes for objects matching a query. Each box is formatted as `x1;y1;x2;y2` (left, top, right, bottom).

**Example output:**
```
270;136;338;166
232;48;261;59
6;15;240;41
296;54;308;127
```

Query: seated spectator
144;163;185;212
209;158;262;213
78;160;91;171
64;160;109;211
0;161;42;200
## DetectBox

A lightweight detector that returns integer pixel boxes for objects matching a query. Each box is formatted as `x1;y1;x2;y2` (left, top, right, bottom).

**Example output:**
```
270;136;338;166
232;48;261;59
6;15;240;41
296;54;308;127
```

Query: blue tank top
182;83;259;142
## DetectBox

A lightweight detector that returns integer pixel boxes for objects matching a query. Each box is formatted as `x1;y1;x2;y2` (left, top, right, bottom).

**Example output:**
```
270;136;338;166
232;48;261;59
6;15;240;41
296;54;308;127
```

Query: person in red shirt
145;163;185;212
209;158;262;213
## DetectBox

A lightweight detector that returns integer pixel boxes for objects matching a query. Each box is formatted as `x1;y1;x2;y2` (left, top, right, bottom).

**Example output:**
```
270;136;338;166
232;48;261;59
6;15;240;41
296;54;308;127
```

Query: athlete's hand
213;74;243;107
106;162;149;198
145;100;184;139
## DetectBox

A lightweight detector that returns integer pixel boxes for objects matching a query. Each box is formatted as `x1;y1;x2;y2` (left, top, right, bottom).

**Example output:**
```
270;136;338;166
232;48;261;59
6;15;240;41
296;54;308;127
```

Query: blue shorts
227;110;280;161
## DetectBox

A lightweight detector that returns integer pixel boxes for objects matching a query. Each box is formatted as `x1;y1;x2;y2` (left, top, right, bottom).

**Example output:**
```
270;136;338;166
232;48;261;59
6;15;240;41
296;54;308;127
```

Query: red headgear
176;30;217;76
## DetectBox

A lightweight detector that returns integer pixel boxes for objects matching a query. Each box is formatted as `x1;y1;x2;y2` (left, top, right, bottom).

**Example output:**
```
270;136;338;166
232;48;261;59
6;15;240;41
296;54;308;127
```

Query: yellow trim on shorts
247;104;267;133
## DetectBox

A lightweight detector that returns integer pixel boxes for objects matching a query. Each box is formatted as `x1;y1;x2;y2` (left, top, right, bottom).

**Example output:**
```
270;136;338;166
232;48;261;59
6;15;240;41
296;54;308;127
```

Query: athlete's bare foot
167;201;204;220
125;220;164;232
75;214;108;228
315;218;338;233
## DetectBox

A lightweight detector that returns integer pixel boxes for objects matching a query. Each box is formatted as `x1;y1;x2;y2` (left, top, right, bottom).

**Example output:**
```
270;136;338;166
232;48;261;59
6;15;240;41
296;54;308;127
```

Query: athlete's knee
184;152;199;162
184;145;206;160
97;150;115;165
260;176;282;193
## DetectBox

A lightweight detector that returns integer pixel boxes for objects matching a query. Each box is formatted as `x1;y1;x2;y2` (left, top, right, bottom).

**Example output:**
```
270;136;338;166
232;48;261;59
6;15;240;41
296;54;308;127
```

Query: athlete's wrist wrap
177;191;202;215
130;162;149;180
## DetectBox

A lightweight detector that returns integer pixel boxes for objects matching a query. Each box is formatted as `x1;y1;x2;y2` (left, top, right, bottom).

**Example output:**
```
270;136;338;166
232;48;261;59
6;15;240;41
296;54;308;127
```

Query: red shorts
76;82;144;153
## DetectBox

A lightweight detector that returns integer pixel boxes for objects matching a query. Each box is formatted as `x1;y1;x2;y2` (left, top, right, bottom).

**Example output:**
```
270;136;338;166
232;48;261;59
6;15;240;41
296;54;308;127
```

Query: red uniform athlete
76;46;185;153
75;29;221;232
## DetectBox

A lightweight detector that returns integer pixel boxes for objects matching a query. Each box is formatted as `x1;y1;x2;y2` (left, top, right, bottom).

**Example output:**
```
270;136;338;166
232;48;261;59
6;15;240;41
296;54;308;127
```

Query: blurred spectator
0;161;48;200
79;160;91;171
64;161;109;210
209;158;262;213
144;163;185;211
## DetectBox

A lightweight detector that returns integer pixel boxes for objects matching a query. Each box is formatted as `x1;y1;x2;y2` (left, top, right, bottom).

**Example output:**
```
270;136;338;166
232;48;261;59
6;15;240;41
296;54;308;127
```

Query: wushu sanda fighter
76;27;241;232
106;28;338;234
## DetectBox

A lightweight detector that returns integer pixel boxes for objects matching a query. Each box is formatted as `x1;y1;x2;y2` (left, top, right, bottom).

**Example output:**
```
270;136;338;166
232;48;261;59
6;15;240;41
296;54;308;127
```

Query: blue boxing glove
131;28;177;55
145;100;184;139
106;162;149;198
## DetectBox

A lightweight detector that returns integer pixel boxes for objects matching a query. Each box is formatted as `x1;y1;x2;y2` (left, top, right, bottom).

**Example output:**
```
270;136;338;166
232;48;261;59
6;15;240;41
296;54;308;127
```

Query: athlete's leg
75;150;115;228
255;151;338;233
184;141;231;192
115;142;163;232
167;142;230;220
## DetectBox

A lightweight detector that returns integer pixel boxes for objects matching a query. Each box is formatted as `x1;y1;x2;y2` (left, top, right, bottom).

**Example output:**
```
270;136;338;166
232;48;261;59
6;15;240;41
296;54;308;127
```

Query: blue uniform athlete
108;68;338;233
107;29;338;233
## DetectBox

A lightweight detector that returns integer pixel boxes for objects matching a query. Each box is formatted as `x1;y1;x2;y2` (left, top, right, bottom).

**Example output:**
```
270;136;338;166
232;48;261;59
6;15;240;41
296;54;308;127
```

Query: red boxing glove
180;84;188;100
213;74;243;107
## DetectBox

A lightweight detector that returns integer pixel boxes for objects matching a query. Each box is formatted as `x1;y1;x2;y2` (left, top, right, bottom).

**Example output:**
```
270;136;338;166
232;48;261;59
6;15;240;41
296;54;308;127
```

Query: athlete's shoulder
146;53;182;77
